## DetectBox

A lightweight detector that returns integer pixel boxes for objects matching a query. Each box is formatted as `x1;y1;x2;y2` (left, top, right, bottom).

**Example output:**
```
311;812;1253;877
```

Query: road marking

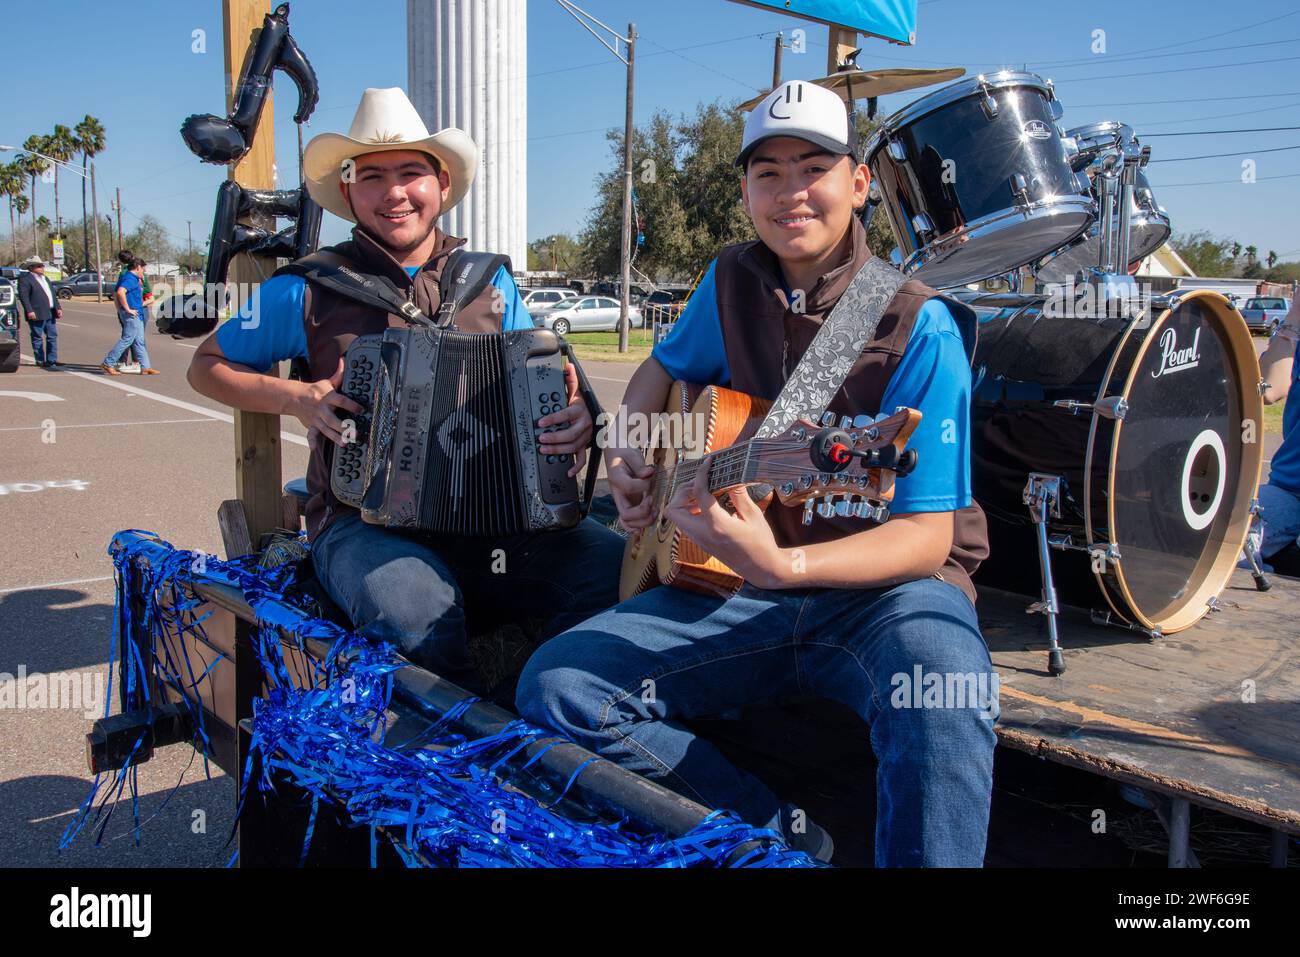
587;374;632;384
0;417;217;432
0;390;63;402
37;366;309;447
0;575;114;595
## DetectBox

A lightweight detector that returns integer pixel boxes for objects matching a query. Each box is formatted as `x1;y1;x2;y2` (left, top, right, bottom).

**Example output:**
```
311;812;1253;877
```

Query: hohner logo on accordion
330;327;582;536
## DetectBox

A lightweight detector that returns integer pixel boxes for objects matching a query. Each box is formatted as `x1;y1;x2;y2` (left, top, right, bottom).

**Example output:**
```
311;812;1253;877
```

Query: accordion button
551;392;561;403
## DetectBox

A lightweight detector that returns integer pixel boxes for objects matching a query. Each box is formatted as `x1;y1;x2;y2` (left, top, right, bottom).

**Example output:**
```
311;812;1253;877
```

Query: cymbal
737;67;966;112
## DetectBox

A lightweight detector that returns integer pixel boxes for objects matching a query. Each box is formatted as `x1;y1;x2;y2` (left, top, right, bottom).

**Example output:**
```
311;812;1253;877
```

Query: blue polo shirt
115;271;144;312
215;265;530;373
651;259;973;515
1267;337;1300;494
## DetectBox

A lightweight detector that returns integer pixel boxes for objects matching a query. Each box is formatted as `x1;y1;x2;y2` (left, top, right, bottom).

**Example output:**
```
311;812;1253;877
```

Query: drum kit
745;67;1264;673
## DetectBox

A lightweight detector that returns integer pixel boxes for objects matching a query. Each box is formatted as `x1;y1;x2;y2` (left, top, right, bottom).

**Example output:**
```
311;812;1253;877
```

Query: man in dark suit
16;257;62;369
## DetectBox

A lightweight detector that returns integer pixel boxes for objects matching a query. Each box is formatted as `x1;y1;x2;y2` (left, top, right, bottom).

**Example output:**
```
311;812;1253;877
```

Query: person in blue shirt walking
515;81;997;866
101;258;158;375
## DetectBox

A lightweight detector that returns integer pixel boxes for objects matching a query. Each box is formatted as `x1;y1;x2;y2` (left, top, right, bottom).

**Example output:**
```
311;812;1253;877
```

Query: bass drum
970;291;1262;633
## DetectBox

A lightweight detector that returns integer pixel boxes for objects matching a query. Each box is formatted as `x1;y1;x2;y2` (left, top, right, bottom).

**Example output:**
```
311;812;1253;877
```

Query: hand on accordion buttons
538;393;592;479
294;357;365;447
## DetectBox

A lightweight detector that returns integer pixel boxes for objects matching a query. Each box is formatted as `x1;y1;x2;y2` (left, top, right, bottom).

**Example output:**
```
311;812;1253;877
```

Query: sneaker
787;819;835;863
99;363;120;376
45;362;63;370
140;368;160;375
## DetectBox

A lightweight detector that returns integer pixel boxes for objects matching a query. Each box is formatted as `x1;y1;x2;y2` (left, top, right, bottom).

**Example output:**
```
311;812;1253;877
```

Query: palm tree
1267;250;1278;269
1246;244;1258;264
1231;241;1242;260
18;134;50;256
46;124;77;242
0;162;25;263
74;115;106;271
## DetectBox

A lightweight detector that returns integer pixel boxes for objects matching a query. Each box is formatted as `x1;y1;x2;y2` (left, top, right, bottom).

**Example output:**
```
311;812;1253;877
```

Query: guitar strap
754;255;907;440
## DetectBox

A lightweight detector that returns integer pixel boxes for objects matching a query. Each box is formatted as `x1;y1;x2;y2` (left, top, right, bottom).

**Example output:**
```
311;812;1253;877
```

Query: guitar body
619;383;771;601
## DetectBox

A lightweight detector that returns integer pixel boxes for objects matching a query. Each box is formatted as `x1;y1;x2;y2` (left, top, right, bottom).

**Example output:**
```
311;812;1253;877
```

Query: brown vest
299;227;503;542
713;218;989;604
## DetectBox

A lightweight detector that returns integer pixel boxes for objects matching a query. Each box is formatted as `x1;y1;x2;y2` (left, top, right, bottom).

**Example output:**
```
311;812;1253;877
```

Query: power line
1154;171;1300;187
1128;100;1300;128
1143;126;1300;137
1072;90;1300;107
1149;143;1300;163
1052;55;1300;84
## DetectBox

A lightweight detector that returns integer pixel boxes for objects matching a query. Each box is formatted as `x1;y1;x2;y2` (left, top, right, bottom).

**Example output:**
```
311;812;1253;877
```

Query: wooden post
827;25;858;73
223;0;282;552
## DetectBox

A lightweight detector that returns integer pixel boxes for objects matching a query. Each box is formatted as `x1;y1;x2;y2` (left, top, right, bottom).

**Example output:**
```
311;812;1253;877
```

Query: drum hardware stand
1242;497;1271;591
1051;395;1128;419
1089;608;1163;641
1023;473;1068;675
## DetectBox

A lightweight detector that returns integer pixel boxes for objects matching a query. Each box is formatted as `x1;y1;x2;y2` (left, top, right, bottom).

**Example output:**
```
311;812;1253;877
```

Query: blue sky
3;0;1298;262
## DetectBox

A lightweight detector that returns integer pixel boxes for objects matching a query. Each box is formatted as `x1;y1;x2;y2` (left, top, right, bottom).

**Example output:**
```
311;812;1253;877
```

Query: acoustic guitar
618;381;920;600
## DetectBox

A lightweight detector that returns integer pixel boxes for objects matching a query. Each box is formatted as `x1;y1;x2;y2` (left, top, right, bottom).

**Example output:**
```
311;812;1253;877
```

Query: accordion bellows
331;327;581;537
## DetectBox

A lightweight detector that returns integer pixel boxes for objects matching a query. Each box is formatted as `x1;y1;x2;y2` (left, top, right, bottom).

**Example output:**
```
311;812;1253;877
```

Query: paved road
0;298;635;867
0;298;1283;866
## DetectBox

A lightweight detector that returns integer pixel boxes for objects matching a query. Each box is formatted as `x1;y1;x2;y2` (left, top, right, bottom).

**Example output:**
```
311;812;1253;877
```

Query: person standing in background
16;257;62;369
101;258;159;375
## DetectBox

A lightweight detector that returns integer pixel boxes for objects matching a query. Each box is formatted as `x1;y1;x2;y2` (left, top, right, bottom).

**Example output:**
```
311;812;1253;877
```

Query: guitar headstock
748;408;922;521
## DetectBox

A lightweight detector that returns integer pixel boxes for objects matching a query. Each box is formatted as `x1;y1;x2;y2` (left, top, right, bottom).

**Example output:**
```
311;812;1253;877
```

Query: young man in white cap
516;80;997;865
188;88;625;699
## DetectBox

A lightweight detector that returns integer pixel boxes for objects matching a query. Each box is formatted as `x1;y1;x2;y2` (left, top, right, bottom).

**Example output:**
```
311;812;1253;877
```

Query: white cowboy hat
303;87;478;224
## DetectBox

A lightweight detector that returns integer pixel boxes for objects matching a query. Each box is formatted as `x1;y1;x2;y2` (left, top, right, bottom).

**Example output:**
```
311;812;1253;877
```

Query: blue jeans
104;310;151;368
1244;481;1300;565
516;577;999;867
311;509;626;695
28;318;57;364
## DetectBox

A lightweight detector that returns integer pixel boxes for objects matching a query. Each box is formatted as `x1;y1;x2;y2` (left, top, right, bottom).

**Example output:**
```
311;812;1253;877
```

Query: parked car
0;277;20;373
521;287;577;316
1239;296;1293;335
534;295;643;335
51;271;113;299
0;266;25;282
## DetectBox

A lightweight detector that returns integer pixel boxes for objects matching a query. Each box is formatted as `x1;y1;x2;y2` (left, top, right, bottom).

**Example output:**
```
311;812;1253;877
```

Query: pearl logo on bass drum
1023;119;1052;139
1151;326;1201;378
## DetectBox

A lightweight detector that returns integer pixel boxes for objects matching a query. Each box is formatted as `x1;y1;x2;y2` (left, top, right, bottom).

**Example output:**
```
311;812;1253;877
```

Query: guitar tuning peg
839;415;853;429
852;414;873;428
834;496;854;517
816;495;836;519
802;499;816;526
821;412;836;426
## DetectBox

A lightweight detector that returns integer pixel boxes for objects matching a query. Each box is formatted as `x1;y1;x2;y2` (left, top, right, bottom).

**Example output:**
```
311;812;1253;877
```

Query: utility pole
114;187;122;252
772;32;783;89
187;219;194;272
617;22;636;353
554;2;636;353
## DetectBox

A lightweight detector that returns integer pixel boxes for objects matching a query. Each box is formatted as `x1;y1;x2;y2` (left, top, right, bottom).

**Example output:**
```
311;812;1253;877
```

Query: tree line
0;117;110;269
532;101;895;283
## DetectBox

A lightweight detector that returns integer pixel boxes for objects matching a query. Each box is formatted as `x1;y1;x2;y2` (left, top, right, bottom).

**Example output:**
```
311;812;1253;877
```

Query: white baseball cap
736;80;856;168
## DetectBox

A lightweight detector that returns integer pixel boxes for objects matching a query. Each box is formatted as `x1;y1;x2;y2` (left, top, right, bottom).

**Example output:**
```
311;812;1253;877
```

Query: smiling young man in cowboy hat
515;80;997;865
188;87;625;699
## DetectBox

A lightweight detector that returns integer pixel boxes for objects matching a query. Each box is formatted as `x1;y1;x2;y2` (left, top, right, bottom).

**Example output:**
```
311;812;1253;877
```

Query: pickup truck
1239;296;1293;335
1;277;20;372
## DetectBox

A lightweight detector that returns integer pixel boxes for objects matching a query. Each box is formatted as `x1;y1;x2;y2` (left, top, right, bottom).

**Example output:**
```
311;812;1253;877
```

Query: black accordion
330;327;582;536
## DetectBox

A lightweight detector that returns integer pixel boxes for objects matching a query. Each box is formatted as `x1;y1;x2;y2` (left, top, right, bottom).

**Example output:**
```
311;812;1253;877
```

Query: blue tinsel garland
60;531;820;868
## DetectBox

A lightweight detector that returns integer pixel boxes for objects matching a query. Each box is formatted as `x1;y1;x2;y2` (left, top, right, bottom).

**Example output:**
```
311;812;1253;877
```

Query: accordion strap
275;247;512;330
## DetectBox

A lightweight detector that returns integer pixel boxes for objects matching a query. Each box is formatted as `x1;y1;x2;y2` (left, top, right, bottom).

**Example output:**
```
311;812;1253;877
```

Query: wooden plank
224;0;282;551
982;569;1300;833
217;498;253;560
826;26;858;73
